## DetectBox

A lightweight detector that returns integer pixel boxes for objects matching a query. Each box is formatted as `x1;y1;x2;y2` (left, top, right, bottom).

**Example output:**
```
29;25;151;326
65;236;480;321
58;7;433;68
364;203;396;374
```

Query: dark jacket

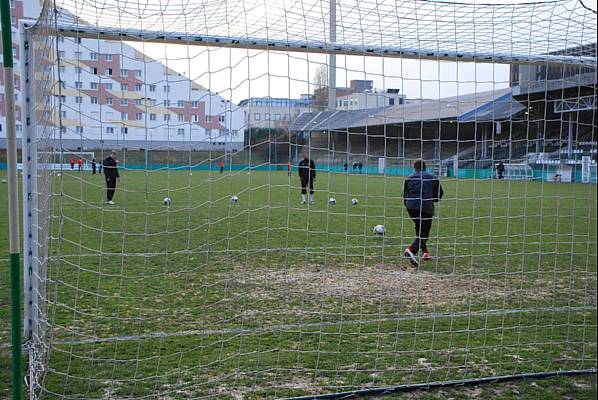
102;156;120;179
298;158;316;180
403;170;443;215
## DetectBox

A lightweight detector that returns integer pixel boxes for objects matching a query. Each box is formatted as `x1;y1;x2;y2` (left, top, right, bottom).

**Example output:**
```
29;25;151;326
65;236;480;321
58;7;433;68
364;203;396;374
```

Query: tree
313;65;328;110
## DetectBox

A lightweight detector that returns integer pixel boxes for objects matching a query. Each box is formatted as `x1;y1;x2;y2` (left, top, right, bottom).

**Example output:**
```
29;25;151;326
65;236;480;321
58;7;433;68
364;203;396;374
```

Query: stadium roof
290;89;526;132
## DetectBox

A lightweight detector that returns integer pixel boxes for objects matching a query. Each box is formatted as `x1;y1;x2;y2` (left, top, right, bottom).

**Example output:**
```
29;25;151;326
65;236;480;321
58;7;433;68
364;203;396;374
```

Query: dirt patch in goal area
235;264;553;307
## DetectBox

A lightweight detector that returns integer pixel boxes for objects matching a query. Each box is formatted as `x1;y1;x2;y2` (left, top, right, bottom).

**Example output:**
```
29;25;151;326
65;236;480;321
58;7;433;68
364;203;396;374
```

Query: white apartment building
335;89;406;110
238;95;315;129
0;3;245;151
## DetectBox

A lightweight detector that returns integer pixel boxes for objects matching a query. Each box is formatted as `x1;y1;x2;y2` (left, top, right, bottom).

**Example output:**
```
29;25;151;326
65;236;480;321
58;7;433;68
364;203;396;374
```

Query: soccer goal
15;0;597;398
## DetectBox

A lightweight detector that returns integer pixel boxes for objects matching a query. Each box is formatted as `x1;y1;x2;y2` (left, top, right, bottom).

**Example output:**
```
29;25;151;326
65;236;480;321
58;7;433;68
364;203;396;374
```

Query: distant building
335;89;405;110
0;5;245;151
238;95;314;129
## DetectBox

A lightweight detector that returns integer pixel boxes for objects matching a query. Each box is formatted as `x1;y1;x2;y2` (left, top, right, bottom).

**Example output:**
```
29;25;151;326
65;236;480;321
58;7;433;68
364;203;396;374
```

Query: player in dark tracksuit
403;160;444;267
103;150;120;204
298;153;316;204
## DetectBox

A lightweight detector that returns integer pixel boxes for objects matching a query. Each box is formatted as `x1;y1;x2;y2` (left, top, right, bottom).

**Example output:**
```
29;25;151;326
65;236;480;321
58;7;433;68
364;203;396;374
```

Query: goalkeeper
402;160;444;267
298;152;316;204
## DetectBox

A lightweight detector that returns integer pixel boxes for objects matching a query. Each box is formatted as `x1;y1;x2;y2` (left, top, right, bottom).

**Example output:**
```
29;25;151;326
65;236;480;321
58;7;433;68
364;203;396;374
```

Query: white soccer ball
329;197;336;205
351;198;359;205
231;195;239;203
373;224;385;236
163;197;171;206
1;179;6;184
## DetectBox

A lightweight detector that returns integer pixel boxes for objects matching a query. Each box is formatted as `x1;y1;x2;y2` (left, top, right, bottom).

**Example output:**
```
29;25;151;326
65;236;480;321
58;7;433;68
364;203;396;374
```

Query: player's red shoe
422;252;431;261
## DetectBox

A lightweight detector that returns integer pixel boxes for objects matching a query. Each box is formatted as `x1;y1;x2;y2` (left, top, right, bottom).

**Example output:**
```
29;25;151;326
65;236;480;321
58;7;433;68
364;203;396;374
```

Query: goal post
17;0;597;399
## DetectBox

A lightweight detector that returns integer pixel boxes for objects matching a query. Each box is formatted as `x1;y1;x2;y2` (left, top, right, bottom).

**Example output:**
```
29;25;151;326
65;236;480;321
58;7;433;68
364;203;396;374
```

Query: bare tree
313;65;328;110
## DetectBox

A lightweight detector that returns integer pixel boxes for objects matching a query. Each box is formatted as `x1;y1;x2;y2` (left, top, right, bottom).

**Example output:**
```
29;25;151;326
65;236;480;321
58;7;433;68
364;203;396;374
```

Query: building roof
290;88;525;132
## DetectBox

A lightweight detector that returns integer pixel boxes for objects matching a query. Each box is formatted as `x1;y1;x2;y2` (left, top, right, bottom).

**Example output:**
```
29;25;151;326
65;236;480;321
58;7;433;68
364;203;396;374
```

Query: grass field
0;168;596;399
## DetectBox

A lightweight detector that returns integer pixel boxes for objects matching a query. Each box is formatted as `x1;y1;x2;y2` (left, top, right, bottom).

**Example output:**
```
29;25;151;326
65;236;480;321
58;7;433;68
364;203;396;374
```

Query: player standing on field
298;152;316;205
103;150;120;205
402;159;444;267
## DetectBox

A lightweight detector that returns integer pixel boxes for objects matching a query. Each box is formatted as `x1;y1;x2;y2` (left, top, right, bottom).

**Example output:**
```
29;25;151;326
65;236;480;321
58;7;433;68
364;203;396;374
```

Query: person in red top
77;158;83;171
287;161;292;177
219;159;225;174
69;157;75;170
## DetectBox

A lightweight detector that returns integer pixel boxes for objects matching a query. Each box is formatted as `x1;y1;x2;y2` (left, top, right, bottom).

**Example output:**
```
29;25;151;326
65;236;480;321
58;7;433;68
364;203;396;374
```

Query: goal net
18;0;597;398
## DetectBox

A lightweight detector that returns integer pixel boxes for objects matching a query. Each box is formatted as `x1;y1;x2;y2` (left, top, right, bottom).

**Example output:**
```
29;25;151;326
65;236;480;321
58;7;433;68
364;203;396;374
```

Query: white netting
15;0;597;398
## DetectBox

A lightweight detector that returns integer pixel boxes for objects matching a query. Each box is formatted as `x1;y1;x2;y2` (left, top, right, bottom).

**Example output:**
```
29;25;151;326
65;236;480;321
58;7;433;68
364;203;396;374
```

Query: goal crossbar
25;20;597;66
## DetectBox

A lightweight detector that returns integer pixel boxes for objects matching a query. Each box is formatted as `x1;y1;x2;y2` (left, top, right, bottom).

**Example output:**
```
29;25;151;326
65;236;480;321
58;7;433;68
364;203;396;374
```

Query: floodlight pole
328;0;336;111
1;0;23;399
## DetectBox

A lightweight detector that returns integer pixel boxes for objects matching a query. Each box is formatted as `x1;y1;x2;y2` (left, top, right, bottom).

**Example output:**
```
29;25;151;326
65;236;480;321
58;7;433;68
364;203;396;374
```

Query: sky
44;0;597;103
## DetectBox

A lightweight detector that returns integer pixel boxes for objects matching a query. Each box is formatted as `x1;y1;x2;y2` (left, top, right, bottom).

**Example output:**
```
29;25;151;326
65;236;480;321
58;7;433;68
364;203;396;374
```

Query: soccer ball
1;179;6;184
231;195;239;203
163;197;171;206
351;198;359;205
329;197;336;205
373;224;385;236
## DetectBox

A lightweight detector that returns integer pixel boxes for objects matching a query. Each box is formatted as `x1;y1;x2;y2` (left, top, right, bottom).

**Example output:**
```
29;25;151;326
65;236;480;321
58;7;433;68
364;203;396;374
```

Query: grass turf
0;168;596;399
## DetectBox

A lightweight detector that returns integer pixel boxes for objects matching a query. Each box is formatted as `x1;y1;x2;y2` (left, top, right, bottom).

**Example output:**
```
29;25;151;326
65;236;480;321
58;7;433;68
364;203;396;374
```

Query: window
57;50;65;58
121;99;128;106
149;84;156;92
284;114;290;120
219;129;225;136
177;100;185;107
106;127;114;134
150;113;156;121
177;128;185;135
104;83;113;90
178;114;184;121
106;97;113;105
120;83;128;91
91;97;98;104
76;126;83;134
104;54;113;61
274;113;281;120
120;69;127;77
164;114;171;121
163;100;170;107
105;68;113;76
121;127;128;134
75;66;82;74
121;112;128;120
74;81;82;89
218;115;225;122
59;95;66;103
75;96;83;104
192;115;199;122
231;130;238;137
389;98;395;106
90;82;99;90
265;113;271;120
163;85;170;93
191;101;198;108
254;113;261;121
205;115;212;123
149;99;156;106
91;67;98;75
135;70;142;77
133;84;141;91
135;99;142;106
136;113;143;120
90;52;97;60
206;129;212;137
61;110;67;118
